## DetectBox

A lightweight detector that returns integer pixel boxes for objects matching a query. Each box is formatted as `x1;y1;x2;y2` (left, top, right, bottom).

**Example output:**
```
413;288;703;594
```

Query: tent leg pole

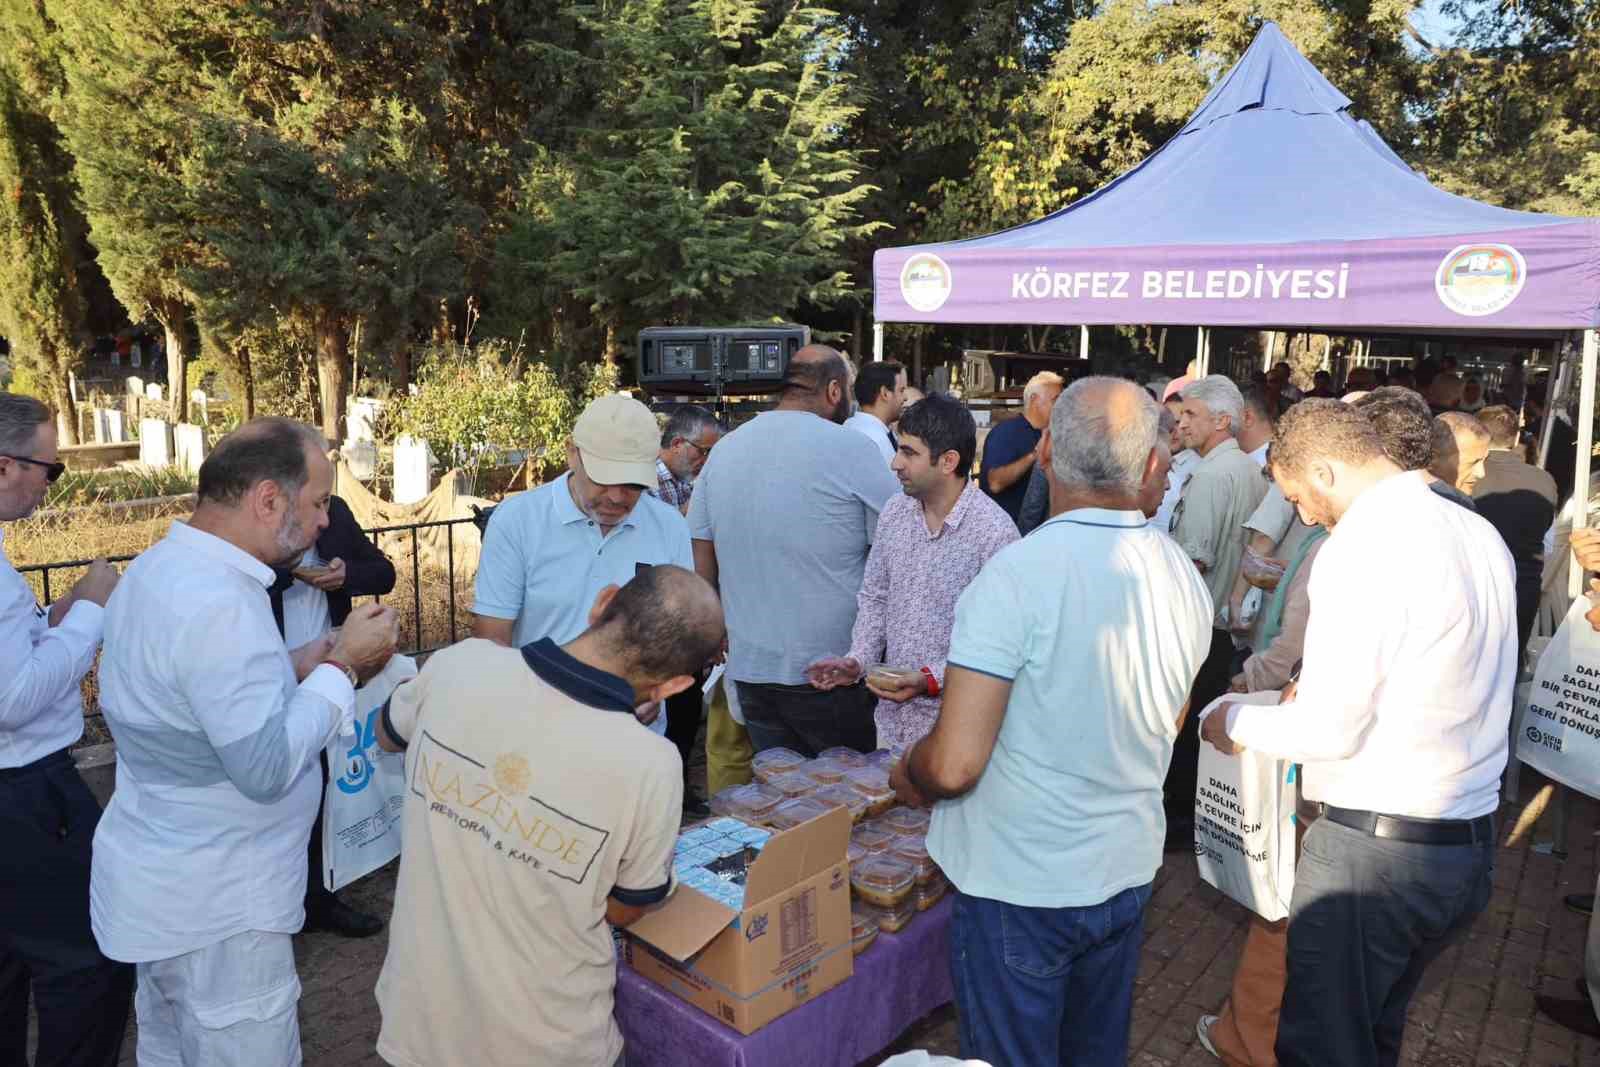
1264;331;1276;374
1196;326;1208;377
1080;324;1089;361
1157;328;1168;367
1570;328;1598;600
872;323;884;363
1537;336;1571;471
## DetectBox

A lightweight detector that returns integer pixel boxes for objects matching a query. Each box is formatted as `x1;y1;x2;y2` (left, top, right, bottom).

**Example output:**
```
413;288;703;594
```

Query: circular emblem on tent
900;253;952;313
1435;244;1526;317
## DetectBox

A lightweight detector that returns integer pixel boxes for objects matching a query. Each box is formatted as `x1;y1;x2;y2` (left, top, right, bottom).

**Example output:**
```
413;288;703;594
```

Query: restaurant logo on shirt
410;731;609;886
1434;243;1526;317
900;253;953;313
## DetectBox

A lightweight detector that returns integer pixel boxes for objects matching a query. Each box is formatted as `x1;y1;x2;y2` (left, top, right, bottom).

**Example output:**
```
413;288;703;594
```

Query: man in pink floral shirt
807;392;1018;749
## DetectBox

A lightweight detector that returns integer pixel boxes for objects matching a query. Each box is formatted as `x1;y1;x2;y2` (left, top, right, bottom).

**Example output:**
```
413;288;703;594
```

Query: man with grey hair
0;392;133;1067
654;407;723;514
1166;374;1267;851
1428;410;1492;498
979;370;1064;526
892;377;1211;1067
93;417;401;1066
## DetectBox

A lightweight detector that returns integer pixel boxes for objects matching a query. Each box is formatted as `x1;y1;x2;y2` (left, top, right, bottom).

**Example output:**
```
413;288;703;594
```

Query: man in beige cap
472;393;692;736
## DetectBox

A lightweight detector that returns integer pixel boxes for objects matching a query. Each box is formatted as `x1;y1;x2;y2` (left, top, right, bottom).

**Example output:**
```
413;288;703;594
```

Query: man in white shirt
844;360;907;465
0;393;133;1067
1153;391;1198;535
892;377;1211;1067
93;417;400;1067
1203;399;1515;1067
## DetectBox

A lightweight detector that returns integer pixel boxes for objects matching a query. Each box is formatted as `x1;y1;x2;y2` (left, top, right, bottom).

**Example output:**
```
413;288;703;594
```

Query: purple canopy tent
871;21;1600;594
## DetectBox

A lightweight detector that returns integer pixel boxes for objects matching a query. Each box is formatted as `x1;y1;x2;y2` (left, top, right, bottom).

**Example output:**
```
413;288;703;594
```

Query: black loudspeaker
638;325;810;396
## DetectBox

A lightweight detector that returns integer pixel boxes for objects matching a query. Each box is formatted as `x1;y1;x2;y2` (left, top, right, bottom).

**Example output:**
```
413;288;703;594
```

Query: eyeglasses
683;438;717;457
2;454;66;483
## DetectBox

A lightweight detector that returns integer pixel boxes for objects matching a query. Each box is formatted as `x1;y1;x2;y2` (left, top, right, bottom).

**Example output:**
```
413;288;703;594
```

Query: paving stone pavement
75;784;1600;1065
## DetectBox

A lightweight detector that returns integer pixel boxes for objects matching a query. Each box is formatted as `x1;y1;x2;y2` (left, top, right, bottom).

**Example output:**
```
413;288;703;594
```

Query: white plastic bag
1194;692;1297;921
1517;596;1600;799
321;655;418;892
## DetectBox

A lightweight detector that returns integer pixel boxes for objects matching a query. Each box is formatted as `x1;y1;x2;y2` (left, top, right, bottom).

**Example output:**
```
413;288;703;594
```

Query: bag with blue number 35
320;655;418;893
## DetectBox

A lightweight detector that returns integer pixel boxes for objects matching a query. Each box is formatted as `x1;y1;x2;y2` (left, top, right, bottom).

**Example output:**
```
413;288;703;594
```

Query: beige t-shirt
1171;437;1268;625
375;638;682;1067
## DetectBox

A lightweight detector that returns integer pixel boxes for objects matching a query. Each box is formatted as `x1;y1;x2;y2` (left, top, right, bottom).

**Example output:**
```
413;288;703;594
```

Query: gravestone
393;435;433;504
343;438;378;482
347;398;383;443
144;382;163;402
139;419;173;468
190;389;209;425
126;376;144;398
95;408;127;444
173;423;208;474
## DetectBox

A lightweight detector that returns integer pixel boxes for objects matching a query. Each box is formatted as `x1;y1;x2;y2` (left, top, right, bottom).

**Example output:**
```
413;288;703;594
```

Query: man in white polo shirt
892;377;1212;1067
1203;399;1515;1067
473;393;691;735
92;418;400;1066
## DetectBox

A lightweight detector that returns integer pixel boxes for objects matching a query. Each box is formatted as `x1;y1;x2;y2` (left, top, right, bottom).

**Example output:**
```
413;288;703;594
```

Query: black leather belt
1323;805;1494;846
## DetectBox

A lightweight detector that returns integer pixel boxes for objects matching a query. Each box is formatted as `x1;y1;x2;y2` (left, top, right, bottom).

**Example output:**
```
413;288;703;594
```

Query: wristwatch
325;659;359;688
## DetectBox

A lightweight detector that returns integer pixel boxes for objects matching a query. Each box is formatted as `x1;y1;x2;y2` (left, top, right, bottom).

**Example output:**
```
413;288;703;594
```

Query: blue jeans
1277;817;1494;1067
950;883;1152;1067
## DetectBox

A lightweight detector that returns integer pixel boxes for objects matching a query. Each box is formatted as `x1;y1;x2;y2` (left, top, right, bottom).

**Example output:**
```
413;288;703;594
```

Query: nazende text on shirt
1009;263;1351;303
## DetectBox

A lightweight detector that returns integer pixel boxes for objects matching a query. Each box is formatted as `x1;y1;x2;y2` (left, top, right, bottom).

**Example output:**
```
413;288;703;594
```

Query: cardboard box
623;805;854;1034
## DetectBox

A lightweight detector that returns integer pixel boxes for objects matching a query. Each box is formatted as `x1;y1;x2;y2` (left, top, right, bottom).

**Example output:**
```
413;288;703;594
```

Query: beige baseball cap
572;393;660;487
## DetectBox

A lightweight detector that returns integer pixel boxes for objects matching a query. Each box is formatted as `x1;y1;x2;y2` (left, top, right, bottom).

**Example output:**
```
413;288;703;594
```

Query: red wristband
920;667;940;697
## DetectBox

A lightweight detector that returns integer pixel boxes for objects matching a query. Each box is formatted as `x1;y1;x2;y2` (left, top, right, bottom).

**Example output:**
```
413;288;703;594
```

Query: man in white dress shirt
0;393;133;1067
844;360;907;465
92;418;400;1067
1203;399;1515;1067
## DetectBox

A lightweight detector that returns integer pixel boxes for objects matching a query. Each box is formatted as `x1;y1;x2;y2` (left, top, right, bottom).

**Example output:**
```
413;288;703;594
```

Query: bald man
690;345;898;758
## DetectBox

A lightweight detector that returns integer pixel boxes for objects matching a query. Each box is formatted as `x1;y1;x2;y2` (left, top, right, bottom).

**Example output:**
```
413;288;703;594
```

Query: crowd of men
0;337;1587;1067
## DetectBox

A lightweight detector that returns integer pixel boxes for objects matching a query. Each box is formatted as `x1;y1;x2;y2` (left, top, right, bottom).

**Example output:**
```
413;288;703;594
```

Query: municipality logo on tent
1435;244;1526;317
900;253;952;312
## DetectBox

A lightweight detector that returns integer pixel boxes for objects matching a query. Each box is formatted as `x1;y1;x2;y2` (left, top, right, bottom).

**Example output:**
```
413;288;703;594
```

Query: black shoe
305;893;385;938
1164;818;1195;854
1565;893;1594;916
1536;995;1600;1040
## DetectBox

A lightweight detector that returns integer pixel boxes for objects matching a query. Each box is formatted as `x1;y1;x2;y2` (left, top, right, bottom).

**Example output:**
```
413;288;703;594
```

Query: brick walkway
78;784;1600;1065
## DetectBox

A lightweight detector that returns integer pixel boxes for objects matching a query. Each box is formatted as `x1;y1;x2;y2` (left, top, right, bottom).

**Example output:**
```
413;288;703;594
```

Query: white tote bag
321;655;418;892
1193;692;1297;922
1517;596;1600;799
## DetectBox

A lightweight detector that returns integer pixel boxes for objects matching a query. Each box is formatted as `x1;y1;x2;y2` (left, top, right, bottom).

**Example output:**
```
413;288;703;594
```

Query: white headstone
173;423;208;474
69;371;79;404
139;419;173;468
393;434;433;505
343;438;378;482
94;408;127;444
347;398;383;443
190;390;209;424
145;382;163;402
126;376;144;398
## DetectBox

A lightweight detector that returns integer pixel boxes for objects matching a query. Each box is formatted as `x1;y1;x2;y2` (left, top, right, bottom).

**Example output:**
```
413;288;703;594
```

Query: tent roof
872;23;1600;331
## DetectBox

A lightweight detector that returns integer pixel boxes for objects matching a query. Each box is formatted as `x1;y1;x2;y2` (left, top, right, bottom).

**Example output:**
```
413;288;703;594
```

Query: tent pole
872;322;884;363
1079;324;1089;361
1196;326;1208;376
1157;328;1168;367
1536;336;1570;471
1263;331;1276;374
1570;328;1598;599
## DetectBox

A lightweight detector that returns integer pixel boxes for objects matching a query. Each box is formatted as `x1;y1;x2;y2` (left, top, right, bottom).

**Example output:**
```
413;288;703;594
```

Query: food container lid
812;784;868;820
847;841;867;865
818;746;870;767
881;806;931;833
800;757;848;784
709;782;783;821
891;836;929;862
843;765;892;795
851;906;877;937
851;855;915;893
765;771;816;798
851;825;896;852
767;795;833;831
752;747;807;771
863;748;899;767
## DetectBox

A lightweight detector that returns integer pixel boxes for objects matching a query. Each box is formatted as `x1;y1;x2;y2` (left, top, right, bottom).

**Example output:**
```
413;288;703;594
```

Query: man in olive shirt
1165;374;1266;850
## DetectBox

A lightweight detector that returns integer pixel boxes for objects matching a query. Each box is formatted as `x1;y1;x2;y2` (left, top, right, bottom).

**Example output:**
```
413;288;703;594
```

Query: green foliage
46;465;196;509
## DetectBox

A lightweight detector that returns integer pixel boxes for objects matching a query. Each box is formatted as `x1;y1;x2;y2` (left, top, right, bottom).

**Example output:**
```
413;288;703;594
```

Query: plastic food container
851;906;881;954
889;836;940;886
851;824;897;854
843;766;897;816
863;749;899;767
880;806;931;836
859;897;916;934
818;746;870;768
914;874;948;911
677;825;722;850
811;783;868;823
850;855;916;909
800;758;848;786
709;783;783;825
865;663;924;691
1241;548;1287;589
765;772;816;799
751;747;808;783
846;841;867;868
767;796;834;832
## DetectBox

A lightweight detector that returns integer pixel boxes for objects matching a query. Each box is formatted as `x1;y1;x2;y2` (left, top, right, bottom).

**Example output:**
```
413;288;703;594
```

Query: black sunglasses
3;454;66;483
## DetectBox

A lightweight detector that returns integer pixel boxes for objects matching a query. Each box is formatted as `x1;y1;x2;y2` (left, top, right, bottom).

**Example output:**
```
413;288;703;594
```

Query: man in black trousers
269;493;396;937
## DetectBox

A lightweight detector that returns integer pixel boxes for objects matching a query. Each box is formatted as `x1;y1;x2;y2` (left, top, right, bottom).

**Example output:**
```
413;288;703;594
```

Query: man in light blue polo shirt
891;377;1211;1067
472;394;692;736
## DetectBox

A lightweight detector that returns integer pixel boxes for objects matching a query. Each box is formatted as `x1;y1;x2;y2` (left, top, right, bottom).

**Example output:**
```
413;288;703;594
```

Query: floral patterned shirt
846;480;1019;749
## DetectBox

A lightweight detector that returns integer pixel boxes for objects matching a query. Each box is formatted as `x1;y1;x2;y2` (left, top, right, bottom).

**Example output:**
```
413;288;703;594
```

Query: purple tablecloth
616;895;954;1067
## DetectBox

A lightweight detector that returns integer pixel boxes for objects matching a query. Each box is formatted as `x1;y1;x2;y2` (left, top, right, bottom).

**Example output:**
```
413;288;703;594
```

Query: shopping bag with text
1517;595;1600;799
321;655;418;892
1194;692;1296;921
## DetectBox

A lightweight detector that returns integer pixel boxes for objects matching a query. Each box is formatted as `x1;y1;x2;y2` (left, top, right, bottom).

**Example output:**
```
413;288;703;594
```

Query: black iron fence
18;516;479;659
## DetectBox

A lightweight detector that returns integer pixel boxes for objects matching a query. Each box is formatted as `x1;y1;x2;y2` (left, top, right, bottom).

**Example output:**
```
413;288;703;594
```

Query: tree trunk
235;343;257;420
603;320;620;367
314;314;349;443
396;344;412;392
853;308;864;364
152;299;190;423
52;377;79;445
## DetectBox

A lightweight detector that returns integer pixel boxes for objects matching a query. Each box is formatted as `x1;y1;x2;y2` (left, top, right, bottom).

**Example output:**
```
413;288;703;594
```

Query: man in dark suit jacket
269;494;396;937
1473;406;1559;667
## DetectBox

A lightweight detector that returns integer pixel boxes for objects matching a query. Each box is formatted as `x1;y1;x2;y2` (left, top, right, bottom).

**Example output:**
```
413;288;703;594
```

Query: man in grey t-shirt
689;345;898;756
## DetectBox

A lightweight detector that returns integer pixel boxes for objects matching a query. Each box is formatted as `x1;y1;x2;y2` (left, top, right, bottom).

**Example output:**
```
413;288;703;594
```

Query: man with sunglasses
0;393;133;1067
